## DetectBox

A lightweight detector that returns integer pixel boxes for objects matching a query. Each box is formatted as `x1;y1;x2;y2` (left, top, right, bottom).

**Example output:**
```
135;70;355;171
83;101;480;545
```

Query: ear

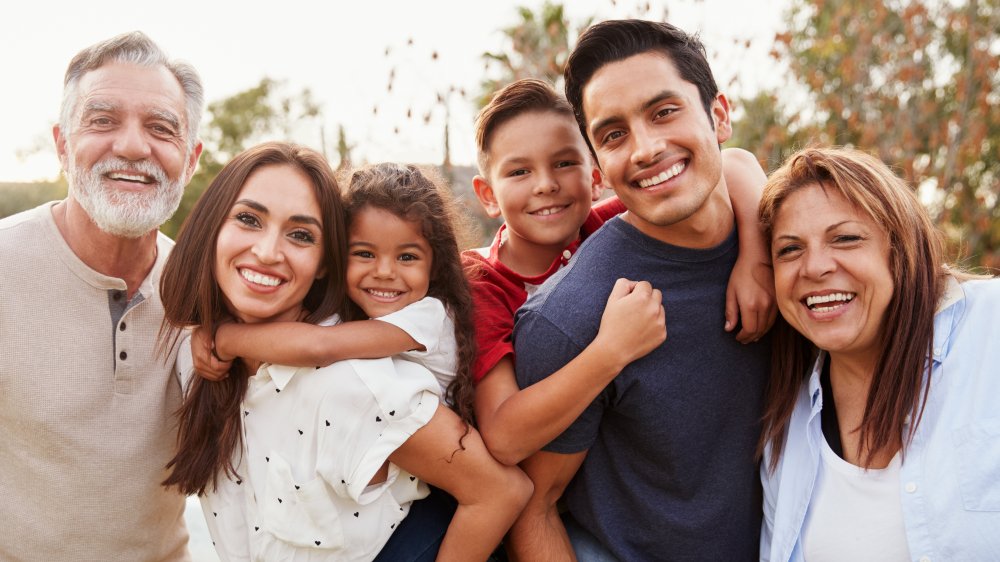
589;167;605;201
472;175;502;219
184;141;204;183
53;124;69;171
712;93;733;144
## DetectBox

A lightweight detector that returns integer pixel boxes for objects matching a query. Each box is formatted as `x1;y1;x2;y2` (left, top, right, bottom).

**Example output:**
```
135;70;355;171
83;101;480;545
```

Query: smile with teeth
530;205;568;216
805;292;856;312
240;268;282;287
106;172;154;184
637;161;686;188
366;289;402;299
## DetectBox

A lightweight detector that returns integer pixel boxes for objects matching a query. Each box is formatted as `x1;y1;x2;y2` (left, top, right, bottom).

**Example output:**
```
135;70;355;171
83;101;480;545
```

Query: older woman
757;147;999;561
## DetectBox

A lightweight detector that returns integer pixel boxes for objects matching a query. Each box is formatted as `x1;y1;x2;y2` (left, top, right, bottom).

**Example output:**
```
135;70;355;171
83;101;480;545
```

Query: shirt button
112;291;123;301
904;414;912;425
119;351;127;361
562;249;572;260
119;322;127;331
905;482;917;493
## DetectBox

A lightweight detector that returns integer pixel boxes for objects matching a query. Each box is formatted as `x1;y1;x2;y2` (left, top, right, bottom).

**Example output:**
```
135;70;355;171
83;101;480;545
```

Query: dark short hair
564;19;719;152
475;78;574;176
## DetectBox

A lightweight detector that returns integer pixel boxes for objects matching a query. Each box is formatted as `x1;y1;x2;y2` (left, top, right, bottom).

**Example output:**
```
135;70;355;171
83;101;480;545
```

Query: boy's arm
721;147;776;343
474;278;665;466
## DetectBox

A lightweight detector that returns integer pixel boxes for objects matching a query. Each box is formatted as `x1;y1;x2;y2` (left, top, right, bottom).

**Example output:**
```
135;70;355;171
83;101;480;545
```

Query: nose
251;230;283;264
532;169;560;196
373;256;396;279
629;121;666;167
801;247;835;279
112;120;153;161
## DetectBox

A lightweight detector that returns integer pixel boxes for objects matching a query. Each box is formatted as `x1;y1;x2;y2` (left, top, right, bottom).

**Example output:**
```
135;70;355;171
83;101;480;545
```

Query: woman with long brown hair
758;147;999;561
160;143;530;561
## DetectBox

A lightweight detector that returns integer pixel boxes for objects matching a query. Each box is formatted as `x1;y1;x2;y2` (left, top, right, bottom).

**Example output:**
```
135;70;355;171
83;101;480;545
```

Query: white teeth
805;292;856;309
107;172;152;183
638;161;686;188
240;269;281;287
532;206;566;216
368;289;401;298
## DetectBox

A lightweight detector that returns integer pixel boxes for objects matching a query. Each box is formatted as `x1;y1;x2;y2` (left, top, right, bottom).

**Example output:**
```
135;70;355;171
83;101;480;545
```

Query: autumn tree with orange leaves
731;0;999;268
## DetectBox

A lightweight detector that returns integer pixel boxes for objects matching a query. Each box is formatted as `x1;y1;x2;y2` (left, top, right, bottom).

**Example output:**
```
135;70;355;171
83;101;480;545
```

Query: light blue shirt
761;278;1000;562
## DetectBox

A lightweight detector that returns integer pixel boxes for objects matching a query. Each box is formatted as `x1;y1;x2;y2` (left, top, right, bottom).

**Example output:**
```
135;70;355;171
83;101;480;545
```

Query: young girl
161;145;530;562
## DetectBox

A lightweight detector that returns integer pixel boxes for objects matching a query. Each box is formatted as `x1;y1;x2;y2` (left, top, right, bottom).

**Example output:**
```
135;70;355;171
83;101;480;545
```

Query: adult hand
725;257;777;344
192;323;233;381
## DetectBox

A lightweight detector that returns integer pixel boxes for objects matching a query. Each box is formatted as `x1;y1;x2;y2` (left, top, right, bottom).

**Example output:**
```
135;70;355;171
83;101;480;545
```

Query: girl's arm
474;278;665;466
721;147;776;343
389;404;533;562
191;319;421;380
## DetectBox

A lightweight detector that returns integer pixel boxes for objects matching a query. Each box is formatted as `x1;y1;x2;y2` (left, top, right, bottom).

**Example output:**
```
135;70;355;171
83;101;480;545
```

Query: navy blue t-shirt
514;217;769;561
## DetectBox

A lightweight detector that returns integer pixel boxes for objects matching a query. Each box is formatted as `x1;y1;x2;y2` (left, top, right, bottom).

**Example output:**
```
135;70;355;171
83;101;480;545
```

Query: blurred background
2;1;996;559
3;0;996;267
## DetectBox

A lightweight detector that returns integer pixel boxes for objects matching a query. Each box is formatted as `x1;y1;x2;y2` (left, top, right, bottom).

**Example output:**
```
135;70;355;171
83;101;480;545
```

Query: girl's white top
177;297;456;561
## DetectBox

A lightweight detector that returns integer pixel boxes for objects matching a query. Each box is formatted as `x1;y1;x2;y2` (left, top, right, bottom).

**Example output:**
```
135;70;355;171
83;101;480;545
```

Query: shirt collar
257;363;302;392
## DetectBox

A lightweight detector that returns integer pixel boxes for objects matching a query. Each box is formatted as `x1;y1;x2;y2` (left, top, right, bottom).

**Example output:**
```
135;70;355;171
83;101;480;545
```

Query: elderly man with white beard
0;32;203;561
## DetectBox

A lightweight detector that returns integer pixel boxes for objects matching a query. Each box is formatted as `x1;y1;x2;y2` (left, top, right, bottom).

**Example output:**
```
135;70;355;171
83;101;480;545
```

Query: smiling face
474;110;602;260
771;183;894;364
214;164;326;324
581;52;731;244
57;62;200;237
346;206;433;318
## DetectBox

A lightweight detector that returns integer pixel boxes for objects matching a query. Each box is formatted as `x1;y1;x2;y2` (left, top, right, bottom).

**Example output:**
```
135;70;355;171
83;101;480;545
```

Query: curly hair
344;163;478;430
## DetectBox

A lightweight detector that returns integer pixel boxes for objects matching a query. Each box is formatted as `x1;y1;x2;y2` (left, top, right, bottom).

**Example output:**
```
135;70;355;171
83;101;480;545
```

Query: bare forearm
483;343;624;465
216;320;418;367
506;503;575;562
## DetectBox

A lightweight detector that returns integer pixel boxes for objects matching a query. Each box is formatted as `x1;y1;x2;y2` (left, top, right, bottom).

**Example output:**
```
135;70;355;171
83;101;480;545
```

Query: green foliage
477;1;587;107
732;0;1000;268
0;178;67;219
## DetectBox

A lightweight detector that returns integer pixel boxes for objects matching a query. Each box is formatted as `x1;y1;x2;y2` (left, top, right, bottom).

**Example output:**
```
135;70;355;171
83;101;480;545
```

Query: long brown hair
343;163;478;429
160;142;346;495
757;147;948;470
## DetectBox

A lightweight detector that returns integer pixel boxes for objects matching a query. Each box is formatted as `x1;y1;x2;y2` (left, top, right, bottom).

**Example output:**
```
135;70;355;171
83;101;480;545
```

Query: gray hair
59;31;204;150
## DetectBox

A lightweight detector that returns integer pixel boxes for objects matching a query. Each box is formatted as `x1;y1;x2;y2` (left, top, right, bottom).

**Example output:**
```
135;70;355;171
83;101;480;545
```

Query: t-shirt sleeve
314;358;439;502
513;309;606;453
469;279;517;384
374;296;447;356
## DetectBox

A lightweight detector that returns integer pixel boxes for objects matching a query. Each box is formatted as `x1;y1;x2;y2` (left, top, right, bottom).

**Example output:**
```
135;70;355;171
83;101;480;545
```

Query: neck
625;180;734;248
498;228;575;278
52;198;159;298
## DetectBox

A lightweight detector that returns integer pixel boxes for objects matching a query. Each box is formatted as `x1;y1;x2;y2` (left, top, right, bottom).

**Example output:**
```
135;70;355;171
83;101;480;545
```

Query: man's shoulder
0;202;50;236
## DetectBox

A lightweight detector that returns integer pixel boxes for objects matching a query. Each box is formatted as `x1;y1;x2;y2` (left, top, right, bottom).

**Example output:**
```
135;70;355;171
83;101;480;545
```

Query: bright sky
0;0;786;182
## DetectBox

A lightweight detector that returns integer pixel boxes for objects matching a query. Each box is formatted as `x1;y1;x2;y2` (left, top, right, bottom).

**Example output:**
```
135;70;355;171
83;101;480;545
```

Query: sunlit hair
160;142;346;495
757;146;949;470
344;163;478;430
475;78;575;176
60;31;204;150
564;19;718;155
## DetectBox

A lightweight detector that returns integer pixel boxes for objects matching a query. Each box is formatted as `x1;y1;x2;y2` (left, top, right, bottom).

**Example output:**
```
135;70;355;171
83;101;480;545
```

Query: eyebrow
349;240;428;252
588;90;682;137
81;100;118;115
149;108;182;131
772;220;860;241
234;199;322;228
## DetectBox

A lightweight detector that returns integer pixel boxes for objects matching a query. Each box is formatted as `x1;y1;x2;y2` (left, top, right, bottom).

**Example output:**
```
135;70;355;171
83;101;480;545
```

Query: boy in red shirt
464;78;773;465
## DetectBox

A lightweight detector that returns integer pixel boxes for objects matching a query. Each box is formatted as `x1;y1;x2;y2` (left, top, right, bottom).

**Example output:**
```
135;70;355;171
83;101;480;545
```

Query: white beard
69;155;186;239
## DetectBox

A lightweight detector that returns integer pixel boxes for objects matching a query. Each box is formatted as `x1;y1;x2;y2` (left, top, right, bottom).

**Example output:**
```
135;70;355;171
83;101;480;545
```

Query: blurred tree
731;0;999;268
161;78;324;238
477;1;581;107
335;124;355;172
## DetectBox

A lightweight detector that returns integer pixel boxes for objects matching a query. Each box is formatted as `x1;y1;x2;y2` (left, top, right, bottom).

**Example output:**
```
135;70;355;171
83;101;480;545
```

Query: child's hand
725;256;776;344
595;278;667;369
192;325;233;381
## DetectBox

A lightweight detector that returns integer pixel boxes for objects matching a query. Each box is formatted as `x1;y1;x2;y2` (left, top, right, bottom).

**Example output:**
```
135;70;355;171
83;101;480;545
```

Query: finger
632;280;653;296
724;285;738;333
608;277;636;300
650;288;663;306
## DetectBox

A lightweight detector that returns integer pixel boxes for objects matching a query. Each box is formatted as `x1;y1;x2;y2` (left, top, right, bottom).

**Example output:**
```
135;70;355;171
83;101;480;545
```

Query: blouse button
562;249;572;260
905;482;917;493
